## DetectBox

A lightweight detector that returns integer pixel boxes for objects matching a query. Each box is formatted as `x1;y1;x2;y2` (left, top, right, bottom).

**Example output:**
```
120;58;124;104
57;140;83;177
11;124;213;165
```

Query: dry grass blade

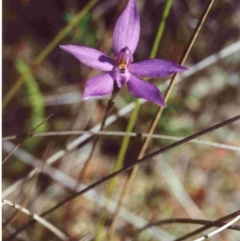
139;0;216;157
3;132;240;152
2;115;53;165
174;210;240;241
193;215;240;241
2;199;69;241
2;143;53;234
133;218;240;236
75;84;120;190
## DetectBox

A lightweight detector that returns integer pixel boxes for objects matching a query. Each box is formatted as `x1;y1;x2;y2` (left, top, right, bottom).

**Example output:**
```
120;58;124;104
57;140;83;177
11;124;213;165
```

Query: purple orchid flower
60;0;188;106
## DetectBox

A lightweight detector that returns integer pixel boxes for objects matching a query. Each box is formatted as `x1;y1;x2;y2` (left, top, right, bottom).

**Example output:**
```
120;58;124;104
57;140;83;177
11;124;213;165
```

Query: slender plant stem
2;199;69;241
6;114;240;241
75;84;120;190
174;210;240;241
150;0;173;58
193;215;240;241
133;217;240;236
95;101;140;240
3;131;240;152
84;85;119;241
2;114;53;165
3;144;53;229
107;0;216;238
2;0;99;109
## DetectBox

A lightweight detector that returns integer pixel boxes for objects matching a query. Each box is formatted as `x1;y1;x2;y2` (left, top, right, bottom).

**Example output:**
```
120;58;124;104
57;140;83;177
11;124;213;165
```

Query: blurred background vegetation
2;0;240;240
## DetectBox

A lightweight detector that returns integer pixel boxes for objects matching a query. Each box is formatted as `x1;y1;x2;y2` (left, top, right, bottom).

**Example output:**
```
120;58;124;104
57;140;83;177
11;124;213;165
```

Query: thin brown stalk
5;114;240;241
2;144;53;228
74;84;120;190
193;215;240;241
108;0;216;237
2;114;53;165
62;84;119;234
174;210;240;241
132;217;240;236
2;199;69;241
3;132;240;152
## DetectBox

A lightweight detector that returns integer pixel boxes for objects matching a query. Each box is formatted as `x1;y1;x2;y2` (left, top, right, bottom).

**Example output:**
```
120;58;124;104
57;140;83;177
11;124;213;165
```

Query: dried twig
2;199;69;241
3;131;240;152
75;83;120;189
174;210;240;241
133;217;240;236
193;215;240;241
2;115;53;165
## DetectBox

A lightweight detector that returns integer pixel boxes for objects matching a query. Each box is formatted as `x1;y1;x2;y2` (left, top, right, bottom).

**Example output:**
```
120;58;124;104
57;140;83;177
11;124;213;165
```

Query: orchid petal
60;45;115;71
113;0;140;55
82;73;114;99
129;59;189;77
127;75;166;106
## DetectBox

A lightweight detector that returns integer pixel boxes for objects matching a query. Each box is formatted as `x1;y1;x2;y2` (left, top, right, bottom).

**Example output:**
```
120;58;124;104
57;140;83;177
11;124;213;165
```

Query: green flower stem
150;0;173;59
2;0;99;109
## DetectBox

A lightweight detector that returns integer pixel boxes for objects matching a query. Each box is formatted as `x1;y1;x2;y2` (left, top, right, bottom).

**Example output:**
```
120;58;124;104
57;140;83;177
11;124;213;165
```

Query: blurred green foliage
63;12;101;45
15;58;47;149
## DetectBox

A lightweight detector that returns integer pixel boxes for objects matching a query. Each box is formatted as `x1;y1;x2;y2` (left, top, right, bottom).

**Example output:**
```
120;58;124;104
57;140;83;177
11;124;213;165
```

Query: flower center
113;47;133;88
116;47;133;74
